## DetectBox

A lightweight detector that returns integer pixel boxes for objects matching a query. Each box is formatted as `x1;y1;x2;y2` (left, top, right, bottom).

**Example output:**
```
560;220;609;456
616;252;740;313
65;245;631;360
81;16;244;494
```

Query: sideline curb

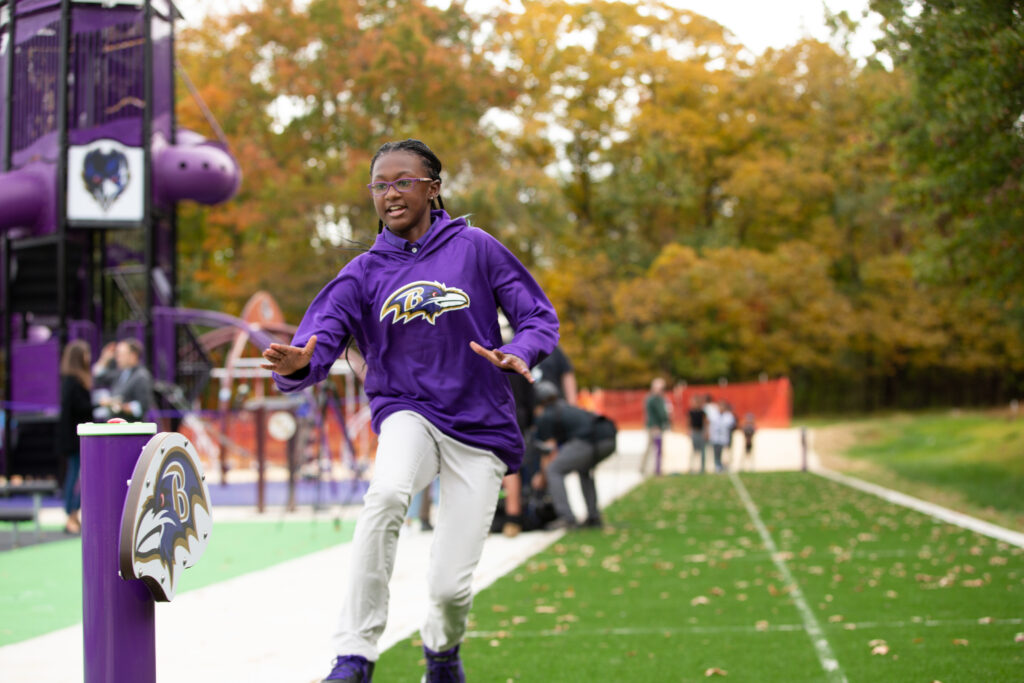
811;463;1024;549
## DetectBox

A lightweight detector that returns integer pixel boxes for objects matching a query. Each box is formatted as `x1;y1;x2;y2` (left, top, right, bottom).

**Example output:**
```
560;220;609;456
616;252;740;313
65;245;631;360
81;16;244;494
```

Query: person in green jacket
642;377;671;475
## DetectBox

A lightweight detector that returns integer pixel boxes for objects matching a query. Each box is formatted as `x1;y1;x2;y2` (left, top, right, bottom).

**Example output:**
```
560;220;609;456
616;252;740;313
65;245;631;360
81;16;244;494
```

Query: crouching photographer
532;381;618;530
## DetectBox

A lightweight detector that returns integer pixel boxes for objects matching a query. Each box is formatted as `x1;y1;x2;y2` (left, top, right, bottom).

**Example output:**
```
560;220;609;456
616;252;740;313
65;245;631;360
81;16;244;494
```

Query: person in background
497;369;534;537
499;335;577;537
94;339;154;422
641;377;671;476
57;340;94;534
740;412;757;471
722;400;738;466
532;344;577;405
532;381;616;530
687;393;708;474
707;397;735;473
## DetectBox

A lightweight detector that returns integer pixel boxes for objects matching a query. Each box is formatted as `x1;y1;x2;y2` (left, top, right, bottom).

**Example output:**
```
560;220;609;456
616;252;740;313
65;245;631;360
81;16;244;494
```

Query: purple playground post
78;421;159;683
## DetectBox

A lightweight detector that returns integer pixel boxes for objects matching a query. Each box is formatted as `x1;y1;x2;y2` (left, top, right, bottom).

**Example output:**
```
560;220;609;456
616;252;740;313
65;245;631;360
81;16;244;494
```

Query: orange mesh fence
587;377;792;429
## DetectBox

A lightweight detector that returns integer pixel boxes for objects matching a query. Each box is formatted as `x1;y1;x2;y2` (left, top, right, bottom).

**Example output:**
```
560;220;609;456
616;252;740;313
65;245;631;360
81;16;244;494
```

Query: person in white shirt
706;397;734;473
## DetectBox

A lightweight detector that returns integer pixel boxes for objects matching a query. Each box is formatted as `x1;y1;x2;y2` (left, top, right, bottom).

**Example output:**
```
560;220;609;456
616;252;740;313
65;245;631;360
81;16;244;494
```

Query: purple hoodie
273;210;559;472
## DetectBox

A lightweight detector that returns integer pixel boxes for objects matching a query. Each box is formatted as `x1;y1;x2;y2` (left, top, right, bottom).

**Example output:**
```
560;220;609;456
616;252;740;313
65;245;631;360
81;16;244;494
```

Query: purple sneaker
322;654;374;682
422;644;465;683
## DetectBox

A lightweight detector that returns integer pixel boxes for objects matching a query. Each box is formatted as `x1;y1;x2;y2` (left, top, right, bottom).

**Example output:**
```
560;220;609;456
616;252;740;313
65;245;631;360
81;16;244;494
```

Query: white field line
730;472;848;683
812;466;1024;549
465;616;1024;639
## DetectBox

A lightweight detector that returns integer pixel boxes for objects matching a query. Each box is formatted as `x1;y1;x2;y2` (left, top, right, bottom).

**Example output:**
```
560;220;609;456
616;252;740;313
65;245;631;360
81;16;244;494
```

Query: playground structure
161;290;373;511
0;0;230;480
0;0;369;499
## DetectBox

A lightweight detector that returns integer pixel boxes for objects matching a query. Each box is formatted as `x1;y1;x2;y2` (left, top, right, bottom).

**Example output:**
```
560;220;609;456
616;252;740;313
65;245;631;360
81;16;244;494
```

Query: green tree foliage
175;0;1024;409
869;0;1024;310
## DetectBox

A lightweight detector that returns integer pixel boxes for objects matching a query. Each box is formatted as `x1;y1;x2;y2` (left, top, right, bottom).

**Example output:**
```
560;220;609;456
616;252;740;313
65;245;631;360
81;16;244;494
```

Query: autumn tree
171;0;1024;410
485;0;743;269
175;0;515;318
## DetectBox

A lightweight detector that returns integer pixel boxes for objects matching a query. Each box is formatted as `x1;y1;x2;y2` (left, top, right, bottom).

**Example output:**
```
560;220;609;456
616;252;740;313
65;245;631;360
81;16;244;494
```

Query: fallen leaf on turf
492;605;508;612
755;620;769;631
704;667;728;677
871;645;889;656
978;616;992;624
691;596;710;606
828;615;843;623
868;639;887;647
952;639;969;646
534;606;556;613
1015;632;1024;643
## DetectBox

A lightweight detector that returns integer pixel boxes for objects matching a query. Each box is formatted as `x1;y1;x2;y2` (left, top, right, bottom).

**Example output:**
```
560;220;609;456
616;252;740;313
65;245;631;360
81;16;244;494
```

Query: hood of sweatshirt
369;209;467;260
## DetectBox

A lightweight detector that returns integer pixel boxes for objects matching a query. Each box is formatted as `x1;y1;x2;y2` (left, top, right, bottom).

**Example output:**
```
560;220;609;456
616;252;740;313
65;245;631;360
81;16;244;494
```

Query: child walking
261;139;559;682
641;377;671;475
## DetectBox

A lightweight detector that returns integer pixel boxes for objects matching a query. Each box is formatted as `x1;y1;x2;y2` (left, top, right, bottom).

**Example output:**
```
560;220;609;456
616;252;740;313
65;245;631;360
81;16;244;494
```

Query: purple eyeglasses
367;177;435;196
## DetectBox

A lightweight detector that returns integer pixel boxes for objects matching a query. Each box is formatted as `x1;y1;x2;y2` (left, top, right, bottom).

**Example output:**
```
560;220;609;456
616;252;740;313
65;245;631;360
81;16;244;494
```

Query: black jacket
58;375;93;458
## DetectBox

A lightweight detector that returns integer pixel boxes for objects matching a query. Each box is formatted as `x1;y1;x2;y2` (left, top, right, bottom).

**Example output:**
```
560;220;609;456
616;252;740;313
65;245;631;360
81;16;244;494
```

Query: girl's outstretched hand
261;336;317;376
469;341;532;382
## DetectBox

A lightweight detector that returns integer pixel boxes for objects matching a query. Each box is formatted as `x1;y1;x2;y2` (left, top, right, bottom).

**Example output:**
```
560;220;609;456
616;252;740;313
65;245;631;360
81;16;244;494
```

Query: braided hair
371;139;446;233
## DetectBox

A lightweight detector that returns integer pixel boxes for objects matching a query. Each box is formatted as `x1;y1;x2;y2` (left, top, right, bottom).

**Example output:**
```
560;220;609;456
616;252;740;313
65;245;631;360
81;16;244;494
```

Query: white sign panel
67;139;145;223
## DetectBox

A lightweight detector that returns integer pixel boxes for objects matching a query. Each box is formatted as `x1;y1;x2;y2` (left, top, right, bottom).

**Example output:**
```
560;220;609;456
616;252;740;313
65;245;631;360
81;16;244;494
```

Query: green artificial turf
0;517;354;646
377;473;1024;682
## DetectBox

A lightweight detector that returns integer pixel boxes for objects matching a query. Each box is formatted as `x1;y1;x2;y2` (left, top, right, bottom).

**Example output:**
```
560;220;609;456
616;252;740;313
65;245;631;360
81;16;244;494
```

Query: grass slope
815;412;1024;531
378;473;1024;682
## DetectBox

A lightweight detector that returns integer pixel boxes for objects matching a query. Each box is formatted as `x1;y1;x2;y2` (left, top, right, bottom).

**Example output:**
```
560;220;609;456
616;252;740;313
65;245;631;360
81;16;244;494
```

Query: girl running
261;139;559;682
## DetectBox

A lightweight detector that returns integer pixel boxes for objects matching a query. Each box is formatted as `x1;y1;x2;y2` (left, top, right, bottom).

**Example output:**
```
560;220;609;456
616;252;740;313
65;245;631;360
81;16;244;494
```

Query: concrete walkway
0;428;805;682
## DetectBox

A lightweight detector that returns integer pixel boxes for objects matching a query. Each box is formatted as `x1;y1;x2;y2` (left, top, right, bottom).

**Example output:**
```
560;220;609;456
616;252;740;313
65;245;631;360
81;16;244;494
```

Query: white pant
332;410;507;660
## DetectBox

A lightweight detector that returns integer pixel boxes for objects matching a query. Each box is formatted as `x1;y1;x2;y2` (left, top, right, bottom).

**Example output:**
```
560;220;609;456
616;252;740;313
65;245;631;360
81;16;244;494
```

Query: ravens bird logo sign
82;146;131;211
119;432;213;602
380;280;470;325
